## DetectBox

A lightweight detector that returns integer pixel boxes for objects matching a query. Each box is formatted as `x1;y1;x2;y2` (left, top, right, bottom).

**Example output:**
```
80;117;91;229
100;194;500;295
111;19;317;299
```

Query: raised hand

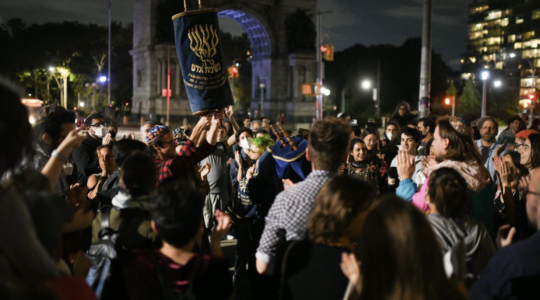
102;133;112;145
499;161;513;188
496;224;516;249
212;209;231;242
397;150;415;180
60;126;86;151
225;105;234;119
496;140;508;156
199;161;212;179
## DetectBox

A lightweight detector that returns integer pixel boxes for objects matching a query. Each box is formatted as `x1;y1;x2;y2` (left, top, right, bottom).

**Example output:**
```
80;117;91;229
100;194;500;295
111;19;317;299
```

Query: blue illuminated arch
218;9;272;59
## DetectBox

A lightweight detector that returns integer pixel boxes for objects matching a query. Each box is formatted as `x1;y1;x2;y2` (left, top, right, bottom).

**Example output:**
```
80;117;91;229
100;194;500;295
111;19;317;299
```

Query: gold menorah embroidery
188;24;219;66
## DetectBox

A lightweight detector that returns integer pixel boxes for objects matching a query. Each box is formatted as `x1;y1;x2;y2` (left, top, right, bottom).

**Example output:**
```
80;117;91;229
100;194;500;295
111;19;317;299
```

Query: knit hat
145;125;170;144
516;129;539;141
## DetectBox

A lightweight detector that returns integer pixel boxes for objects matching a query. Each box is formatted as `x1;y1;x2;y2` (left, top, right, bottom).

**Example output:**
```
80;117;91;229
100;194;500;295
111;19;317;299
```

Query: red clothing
155;139;216;185
125;249;232;300
47;277;98;300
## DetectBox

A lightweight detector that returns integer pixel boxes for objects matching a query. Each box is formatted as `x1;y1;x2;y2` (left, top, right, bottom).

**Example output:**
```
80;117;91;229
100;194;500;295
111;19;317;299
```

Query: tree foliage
457;80;481;116
0;18;133;109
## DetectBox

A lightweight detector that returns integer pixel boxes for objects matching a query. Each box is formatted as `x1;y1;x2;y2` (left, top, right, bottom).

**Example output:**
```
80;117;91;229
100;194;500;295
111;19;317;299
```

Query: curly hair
308;175;375;244
251;136;275;154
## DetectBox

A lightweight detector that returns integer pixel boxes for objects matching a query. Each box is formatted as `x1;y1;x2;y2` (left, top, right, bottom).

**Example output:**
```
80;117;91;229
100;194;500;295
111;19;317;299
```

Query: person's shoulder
498;232;540;258
126;248;155;266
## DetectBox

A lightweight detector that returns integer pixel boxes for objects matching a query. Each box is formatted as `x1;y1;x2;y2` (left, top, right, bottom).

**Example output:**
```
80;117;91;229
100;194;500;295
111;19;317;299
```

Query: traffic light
444;98;451;105
228;66;239;78
321;44;334;61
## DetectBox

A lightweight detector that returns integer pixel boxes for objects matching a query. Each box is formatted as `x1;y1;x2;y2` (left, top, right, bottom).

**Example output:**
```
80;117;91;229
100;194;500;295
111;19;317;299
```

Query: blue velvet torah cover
172;9;233;116
270;136;311;182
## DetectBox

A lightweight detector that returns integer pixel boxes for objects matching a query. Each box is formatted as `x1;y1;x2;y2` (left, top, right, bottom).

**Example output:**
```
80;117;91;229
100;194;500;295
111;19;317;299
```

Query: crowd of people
2;76;540;300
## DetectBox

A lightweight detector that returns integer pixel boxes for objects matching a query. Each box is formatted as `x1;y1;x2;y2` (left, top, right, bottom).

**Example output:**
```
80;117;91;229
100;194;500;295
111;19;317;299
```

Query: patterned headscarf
146;125;170;144
448;117;471;136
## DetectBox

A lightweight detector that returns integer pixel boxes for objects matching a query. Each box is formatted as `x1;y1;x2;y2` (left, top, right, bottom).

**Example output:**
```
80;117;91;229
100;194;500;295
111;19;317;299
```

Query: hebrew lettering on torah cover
188;24;219;67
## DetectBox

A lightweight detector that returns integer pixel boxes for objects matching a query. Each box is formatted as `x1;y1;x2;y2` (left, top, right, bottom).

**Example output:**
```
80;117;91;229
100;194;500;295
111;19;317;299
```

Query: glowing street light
321;87;331;96
494;80;502;88
481;70;490;81
361;80;372;90
99;76;108;83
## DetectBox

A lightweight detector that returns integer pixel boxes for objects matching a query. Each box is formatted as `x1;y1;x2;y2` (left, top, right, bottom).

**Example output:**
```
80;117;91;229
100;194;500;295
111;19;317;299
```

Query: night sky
0;0;470;70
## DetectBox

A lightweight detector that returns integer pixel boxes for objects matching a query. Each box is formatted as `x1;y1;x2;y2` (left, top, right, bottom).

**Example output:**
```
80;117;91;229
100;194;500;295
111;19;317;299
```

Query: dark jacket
72;134;101;185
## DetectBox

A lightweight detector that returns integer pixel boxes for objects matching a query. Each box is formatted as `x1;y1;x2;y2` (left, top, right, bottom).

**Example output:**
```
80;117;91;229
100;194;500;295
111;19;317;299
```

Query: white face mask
240;138;252;152
94;125;107;138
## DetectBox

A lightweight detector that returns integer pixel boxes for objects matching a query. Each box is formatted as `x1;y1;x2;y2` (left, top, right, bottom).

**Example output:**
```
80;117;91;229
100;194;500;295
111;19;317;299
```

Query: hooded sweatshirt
428;214;496;277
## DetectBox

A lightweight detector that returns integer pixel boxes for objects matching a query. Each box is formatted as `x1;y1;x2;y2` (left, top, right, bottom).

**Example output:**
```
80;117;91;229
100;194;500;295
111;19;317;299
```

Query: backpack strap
99;206;113;240
97;206;138;241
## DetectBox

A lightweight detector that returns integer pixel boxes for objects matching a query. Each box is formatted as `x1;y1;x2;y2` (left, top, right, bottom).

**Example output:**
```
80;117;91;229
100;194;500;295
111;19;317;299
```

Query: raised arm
42;127;85;191
225;106;239;147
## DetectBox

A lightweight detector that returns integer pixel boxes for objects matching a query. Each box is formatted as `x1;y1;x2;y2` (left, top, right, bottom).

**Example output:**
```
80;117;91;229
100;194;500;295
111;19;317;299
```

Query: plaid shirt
255;170;336;264
155;140;216;185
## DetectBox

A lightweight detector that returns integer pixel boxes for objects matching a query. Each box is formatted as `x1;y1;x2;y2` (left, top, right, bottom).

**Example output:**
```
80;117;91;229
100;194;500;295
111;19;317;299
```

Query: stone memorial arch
131;0;317;123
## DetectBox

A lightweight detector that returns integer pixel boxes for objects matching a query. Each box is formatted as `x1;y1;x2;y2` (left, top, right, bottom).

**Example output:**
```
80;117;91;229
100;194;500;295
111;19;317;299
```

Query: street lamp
481;70;490;117
494;80;502;88
361;79;379;117
98;76;107;111
361;80;372;90
321;87;331;96
509;52;536;126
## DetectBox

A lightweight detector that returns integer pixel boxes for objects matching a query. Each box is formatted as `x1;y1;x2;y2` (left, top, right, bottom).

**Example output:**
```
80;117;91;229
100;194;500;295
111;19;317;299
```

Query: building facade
462;0;540;103
131;0;318;123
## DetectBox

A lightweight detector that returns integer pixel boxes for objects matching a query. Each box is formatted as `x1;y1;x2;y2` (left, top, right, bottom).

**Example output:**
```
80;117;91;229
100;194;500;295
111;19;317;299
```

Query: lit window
508;35;516;43
533;10;540;19
515;42;523;49
501;18;509;26
487;10;502;20
516;18;524;24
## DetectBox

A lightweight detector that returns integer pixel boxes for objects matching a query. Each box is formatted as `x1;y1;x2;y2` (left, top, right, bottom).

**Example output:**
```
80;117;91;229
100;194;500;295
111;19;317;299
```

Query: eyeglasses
90;122;107;127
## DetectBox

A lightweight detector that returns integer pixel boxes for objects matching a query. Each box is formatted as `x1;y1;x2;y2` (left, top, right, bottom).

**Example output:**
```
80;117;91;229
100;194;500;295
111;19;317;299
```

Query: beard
481;134;494;142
